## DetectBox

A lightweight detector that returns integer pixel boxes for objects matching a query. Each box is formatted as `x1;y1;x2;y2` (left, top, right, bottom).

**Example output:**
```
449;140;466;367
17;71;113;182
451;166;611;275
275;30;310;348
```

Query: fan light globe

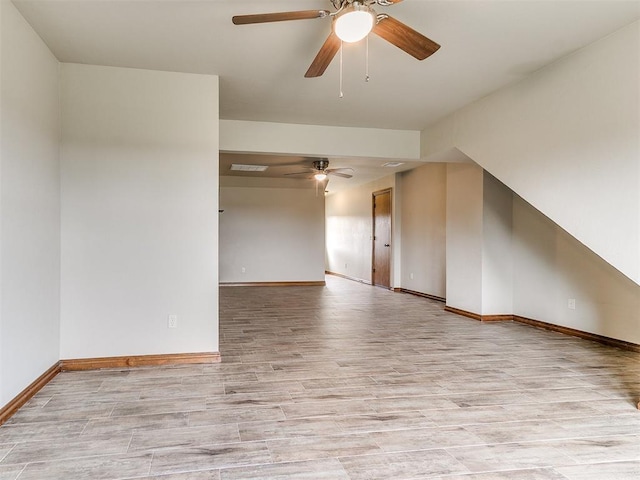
314;173;328;181
334;6;375;43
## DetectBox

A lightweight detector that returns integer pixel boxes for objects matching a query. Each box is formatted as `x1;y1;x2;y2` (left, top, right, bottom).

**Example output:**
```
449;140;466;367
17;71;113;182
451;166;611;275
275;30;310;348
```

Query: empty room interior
1;0;639;479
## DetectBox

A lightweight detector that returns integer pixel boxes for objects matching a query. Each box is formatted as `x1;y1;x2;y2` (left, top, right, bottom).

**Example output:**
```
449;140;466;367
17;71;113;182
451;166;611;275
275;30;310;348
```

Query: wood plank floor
1;275;639;479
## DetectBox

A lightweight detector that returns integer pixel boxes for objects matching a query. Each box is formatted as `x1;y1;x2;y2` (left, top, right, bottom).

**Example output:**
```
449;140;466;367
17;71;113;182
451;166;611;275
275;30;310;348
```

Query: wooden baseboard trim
325;271;372;285
60;352;221;371
513;316;640;353
480;314;514;322
1;351;221;425
444;306;512;322
445;307;640;352
399;288;446;303
0;362;61;426
220;281;325;287
444;306;482;321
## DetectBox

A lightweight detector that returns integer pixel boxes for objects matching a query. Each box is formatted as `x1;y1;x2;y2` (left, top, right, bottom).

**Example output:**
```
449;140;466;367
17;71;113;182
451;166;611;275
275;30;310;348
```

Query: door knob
384;243;390;247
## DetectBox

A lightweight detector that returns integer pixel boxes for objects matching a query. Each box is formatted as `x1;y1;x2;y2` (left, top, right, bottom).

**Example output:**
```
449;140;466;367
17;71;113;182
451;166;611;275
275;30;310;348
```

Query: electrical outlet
344;263;348;269
410;273;414;280
568;299;576;310
241;267;246;274
168;314;178;328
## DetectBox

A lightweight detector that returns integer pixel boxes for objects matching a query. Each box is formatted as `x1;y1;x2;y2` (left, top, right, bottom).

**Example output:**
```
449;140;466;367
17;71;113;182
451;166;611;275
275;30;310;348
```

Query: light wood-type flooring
1;275;639;479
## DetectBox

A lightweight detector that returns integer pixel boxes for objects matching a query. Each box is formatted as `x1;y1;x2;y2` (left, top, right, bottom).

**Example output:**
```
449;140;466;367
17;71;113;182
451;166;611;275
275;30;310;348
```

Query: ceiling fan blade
376;0;404;4
284;170;313;176
305;31;341;78
232;10;329;25
373;15;440;60
326;167;354;174
328;171;353;179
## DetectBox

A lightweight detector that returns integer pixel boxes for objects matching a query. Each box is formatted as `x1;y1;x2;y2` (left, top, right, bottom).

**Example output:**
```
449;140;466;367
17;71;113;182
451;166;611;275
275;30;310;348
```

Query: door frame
371;188;392;289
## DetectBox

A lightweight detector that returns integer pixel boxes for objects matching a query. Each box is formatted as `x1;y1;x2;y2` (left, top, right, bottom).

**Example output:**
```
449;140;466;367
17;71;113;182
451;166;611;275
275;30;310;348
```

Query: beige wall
331;160;639;344
0;0;61;406
219;180;325;283
445;164;484;313
445;165;515;316
423;21;640;286
481;173;514;315
398;164;446;298
60;64;219;359
513;195;640;344
220;120;420;160
1;5;222;409
325;175;397;285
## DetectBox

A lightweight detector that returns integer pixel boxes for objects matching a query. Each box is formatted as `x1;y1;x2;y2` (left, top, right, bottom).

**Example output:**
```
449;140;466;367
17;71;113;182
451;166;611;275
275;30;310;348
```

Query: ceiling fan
232;0;440;78
286;159;354;181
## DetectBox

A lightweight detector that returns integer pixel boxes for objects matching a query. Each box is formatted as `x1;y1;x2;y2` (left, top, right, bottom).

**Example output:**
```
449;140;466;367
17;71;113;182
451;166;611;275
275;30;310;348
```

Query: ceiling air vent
230;164;269;172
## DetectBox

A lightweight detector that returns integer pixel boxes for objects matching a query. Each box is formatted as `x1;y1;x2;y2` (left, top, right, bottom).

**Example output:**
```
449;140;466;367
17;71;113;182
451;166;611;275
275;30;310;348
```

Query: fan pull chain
365;35;370;82
339;41;344;98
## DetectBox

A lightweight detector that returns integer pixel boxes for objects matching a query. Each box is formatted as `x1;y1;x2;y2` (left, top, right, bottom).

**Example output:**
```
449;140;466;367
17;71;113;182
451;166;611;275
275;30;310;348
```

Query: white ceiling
219;152;427;192
13;0;640;190
14;0;640;130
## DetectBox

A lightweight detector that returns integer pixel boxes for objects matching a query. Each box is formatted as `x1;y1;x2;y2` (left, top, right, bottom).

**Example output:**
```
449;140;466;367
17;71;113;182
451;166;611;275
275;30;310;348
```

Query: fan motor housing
313;159;330;171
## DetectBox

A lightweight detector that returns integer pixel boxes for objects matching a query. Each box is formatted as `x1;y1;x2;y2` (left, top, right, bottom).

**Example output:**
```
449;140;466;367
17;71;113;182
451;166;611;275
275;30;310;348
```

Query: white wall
60;64;219;359
326;175;397;285
423;21;640;286
0;1;61;406
513;195;640;344
398;164;446;298
219;180;325;283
